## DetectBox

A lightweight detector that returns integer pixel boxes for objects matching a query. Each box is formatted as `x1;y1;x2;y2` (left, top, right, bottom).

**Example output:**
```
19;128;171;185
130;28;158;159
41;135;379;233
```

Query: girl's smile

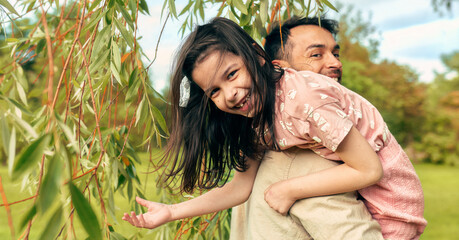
192;51;258;117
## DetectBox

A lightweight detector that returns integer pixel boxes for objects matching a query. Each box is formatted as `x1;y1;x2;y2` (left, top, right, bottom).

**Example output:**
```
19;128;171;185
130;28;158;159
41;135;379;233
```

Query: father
230;16;383;240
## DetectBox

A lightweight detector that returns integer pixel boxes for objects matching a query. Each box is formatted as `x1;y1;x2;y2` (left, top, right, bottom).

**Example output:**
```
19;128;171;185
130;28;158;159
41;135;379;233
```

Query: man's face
286;25;342;82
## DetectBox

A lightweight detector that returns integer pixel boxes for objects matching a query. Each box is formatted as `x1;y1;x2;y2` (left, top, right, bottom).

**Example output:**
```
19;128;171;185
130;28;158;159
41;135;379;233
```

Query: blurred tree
417;51;459;166
337;5;427;150
431;0;458;15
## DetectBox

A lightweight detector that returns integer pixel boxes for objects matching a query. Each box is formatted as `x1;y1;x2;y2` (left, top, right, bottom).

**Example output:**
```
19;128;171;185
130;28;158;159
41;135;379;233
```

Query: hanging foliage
0;0;336;239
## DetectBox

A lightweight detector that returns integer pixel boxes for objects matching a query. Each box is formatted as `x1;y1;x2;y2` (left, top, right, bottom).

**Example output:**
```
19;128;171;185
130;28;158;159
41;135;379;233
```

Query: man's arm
123;158;260;229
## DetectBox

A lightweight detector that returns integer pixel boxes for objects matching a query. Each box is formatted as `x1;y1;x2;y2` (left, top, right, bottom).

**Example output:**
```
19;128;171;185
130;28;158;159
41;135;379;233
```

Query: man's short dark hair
264;16;339;60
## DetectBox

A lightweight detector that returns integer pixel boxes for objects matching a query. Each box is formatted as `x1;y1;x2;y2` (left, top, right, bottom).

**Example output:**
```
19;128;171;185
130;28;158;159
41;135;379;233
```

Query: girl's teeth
236;94;251;108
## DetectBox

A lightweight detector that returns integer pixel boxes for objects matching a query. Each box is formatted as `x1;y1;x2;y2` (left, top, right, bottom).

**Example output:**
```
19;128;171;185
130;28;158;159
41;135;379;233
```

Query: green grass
1;162;458;239
416;163;459;240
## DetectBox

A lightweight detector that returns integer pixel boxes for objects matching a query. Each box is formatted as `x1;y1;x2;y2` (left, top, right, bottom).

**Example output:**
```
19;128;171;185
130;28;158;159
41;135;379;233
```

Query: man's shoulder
277;69;341;119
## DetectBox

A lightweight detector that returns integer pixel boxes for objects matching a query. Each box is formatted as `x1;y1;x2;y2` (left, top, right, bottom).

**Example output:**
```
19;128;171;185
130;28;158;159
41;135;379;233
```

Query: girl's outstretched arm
264;126;383;215
122;158;260;229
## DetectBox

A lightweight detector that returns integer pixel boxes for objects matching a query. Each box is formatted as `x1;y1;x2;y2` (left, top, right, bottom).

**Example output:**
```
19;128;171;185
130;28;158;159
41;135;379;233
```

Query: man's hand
122;196;172;229
264;180;297;215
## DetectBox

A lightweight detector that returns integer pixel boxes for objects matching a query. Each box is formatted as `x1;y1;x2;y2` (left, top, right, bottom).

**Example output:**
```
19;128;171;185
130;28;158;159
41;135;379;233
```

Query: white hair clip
179;76;191;107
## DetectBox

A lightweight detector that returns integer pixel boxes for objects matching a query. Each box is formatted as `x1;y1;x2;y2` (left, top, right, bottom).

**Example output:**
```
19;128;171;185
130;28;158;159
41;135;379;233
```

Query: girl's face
192;51;258;118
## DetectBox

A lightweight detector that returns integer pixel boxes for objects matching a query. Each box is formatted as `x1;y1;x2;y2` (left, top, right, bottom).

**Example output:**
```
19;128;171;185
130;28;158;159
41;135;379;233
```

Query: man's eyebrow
305;44;341;51
306;44;326;50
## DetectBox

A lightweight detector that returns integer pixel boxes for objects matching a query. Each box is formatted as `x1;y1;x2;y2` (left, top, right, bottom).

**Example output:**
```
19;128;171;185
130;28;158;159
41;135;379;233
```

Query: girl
123;17;426;239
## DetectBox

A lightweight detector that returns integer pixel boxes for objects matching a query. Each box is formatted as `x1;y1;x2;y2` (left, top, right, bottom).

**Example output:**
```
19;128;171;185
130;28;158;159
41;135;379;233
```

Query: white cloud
378;18;459;82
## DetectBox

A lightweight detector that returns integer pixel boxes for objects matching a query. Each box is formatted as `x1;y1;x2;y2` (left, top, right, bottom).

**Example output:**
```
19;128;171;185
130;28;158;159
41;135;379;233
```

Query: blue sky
137;0;459;92
331;0;459;83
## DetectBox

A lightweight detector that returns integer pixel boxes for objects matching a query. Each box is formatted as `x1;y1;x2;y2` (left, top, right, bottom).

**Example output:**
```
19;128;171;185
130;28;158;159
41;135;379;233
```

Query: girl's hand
122;196;172;229
264;181;296;215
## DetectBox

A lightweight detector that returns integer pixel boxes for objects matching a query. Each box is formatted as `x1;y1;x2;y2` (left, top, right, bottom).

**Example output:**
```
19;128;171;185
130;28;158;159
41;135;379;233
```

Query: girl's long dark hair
160;17;283;193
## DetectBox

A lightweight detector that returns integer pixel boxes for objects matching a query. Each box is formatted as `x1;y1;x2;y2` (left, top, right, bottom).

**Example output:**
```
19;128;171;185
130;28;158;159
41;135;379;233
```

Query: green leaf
105;7;113;24
112;41;121;72
193;217;201;229
16;81;28;106
89;0;103;11
116;3;134;30
12;134;51;180
139;0;149;15
125;79;140;103
167;0;177;18
0;115;10;155
82;9;107;33
321;0;338;12
36;38;46;54
110;232;127;240
108;0;115;8
38;156;63;212
38;207;63;240
128;0;137;15
198;2;204;20
54;0;59;12
89;49;110;75
111;62;123;86
19;205;36;231
59;143;72;182
2;96;32;115
126;146;140;164
135;96;145;126
8;111;38;138
114;18;134;49
8;127;15;176
128;68;138;87
107;185;116;221
91;25;110;58
56;118;79;153
228;7;237;22
0;0;19;15
240;13;251;26
179;1;193;16
26;1;34;12
127;180;133;200
233;0;248;15
260;0;268;23
69;183;102;240
151;105;168;135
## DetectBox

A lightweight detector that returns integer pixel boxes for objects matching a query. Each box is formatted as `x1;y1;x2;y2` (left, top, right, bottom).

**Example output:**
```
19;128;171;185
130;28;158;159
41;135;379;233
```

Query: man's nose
326;53;342;69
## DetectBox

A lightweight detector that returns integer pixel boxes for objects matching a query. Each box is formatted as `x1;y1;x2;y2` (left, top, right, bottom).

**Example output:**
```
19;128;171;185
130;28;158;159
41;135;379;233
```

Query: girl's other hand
122;196;172;229
264;180;296;215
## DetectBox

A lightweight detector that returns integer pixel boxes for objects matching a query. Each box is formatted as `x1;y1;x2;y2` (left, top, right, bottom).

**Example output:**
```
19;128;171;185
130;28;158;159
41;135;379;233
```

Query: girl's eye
227;70;237;79
210;88;219;97
334;53;340;58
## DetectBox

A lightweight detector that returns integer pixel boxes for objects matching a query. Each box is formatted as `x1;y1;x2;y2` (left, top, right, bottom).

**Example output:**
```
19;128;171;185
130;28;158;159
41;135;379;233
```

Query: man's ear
272;59;291;68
